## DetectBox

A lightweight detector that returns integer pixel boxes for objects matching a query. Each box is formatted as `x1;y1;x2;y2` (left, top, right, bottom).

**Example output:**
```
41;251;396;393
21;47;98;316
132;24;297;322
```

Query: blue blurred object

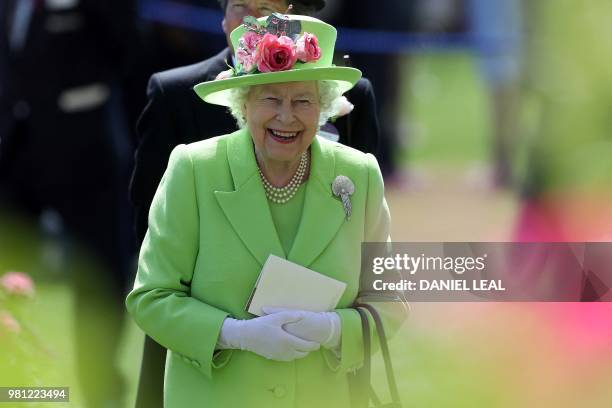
138;0;519;55
139;0;224;34
468;0;523;86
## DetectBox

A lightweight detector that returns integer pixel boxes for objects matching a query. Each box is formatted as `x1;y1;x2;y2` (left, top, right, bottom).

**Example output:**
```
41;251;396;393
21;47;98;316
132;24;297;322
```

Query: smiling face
222;0;289;51
245;81;320;167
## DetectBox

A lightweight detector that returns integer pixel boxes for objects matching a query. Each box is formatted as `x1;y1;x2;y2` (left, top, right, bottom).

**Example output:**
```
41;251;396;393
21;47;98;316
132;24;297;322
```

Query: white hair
227;81;345;129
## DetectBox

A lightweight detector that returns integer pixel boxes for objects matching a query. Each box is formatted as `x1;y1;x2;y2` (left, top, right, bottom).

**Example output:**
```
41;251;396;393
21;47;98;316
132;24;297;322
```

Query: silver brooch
332;175;355;220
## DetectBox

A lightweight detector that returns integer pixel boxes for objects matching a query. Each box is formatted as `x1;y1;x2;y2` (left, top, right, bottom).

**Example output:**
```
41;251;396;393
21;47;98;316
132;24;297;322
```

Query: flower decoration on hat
219;13;322;79
198;14;363;106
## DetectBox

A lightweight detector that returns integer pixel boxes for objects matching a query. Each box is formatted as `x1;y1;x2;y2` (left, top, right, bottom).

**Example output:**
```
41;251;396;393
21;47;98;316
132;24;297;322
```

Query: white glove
262;307;341;349
217;311;320;362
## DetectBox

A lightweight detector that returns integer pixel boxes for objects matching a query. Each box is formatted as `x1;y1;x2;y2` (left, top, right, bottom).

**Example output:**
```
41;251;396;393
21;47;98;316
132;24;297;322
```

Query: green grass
374;334;505;407
0;214;142;407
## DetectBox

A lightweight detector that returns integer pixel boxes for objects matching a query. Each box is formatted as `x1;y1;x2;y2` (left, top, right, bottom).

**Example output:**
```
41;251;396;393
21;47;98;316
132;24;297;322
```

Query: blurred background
1;0;612;407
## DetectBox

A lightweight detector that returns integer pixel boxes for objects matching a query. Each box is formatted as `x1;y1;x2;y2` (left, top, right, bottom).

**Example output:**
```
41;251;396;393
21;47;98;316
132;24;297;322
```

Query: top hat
217;0;326;12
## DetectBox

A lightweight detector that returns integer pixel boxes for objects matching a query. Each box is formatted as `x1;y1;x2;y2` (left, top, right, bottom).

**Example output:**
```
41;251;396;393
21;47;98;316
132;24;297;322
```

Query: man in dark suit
129;0;381;406
0;0;138;407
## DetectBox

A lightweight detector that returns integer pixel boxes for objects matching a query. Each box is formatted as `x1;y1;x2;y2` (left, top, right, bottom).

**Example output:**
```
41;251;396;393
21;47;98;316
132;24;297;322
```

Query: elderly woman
126;14;405;408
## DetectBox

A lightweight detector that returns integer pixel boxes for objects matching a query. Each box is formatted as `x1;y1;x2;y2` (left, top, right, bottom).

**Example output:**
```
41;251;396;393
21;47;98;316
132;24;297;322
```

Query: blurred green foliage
519;0;612;194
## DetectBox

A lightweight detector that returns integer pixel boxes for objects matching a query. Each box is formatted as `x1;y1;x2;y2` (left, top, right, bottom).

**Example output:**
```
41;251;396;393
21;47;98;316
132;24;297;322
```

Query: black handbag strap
355;303;403;408
355;307;371;391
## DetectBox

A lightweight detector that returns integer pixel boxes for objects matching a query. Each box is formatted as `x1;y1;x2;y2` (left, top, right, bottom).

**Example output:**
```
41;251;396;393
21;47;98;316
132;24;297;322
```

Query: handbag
349;303;403;408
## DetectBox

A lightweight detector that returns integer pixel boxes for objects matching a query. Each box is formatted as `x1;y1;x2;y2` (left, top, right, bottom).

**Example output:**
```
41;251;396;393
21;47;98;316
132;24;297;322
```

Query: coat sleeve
325;153;409;373
129;74;180;245
125;144;230;380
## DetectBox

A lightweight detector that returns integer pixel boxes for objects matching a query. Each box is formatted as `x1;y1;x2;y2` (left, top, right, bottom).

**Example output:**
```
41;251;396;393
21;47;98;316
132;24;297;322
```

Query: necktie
9;0;34;51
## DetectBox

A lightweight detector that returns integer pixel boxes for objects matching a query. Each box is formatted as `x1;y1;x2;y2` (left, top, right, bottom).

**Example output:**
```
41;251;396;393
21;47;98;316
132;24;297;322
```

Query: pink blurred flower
0;271;35;297
539;303;612;361
0;310;21;334
295;32;321;63
255;33;297;72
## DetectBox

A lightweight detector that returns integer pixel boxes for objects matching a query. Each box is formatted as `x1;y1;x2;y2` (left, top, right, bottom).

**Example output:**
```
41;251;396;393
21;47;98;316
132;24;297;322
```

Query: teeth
270;129;298;138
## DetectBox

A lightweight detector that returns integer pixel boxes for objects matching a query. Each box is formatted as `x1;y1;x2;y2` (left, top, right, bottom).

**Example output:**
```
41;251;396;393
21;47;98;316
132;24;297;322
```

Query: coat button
272;385;286;398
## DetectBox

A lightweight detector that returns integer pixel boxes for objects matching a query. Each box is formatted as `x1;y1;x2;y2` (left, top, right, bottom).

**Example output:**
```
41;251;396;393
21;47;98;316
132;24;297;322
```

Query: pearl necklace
258;152;309;204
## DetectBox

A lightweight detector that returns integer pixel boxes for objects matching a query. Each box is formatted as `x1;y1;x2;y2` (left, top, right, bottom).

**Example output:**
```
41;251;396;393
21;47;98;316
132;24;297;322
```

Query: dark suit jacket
130;47;380;243
1;1;138;406
0;0;138;183
129;47;381;408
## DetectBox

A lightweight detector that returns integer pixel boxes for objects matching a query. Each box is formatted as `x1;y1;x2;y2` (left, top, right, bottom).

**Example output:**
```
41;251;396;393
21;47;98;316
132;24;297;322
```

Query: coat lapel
214;130;285;266
288;136;345;267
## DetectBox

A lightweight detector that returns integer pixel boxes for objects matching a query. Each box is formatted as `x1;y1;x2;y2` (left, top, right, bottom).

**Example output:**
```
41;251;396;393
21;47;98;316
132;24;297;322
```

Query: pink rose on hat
236;47;257;73
296;32;321;63
241;31;262;52
255;33;297;72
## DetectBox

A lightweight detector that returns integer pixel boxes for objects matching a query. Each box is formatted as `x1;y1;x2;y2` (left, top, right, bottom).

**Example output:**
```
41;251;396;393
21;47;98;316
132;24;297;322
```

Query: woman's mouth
267;128;301;144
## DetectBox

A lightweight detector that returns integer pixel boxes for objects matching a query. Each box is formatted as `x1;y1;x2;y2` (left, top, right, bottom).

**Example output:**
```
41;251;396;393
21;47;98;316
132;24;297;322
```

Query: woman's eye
262;97;278;103
296;100;312;105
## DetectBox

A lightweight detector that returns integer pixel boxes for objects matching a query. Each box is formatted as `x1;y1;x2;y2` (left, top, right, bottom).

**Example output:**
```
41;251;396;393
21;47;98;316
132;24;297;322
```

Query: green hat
194;14;362;106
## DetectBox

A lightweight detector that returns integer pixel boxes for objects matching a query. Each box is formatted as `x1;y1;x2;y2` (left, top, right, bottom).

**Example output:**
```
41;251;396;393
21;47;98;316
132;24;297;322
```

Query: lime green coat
126;129;406;408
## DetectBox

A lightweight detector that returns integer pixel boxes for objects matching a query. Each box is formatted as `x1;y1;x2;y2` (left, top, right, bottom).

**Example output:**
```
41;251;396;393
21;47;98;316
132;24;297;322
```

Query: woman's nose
275;100;296;124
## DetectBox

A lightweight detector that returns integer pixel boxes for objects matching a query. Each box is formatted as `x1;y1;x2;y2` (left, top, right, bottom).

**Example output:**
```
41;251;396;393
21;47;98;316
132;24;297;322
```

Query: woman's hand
262;307;341;349
217;311;320;362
